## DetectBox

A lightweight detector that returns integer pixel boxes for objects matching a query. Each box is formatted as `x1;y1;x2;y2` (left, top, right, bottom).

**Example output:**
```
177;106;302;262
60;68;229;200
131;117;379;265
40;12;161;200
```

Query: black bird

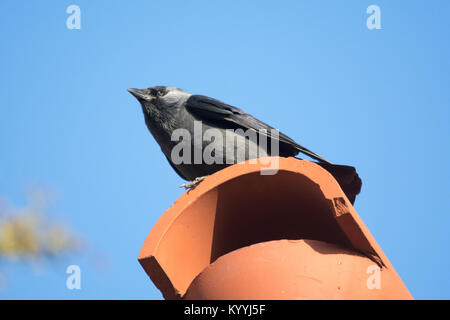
128;86;361;203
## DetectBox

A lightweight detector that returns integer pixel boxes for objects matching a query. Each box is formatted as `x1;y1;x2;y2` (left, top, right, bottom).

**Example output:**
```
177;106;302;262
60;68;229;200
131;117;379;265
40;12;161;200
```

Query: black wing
185;95;331;164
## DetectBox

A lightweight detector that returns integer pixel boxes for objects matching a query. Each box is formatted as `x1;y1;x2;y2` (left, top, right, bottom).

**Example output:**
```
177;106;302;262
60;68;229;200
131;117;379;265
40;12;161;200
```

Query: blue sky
0;0;449;299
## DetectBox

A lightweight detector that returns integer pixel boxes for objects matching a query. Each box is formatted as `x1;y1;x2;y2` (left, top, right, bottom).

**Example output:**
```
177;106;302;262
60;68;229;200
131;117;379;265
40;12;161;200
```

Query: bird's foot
179;176;209;190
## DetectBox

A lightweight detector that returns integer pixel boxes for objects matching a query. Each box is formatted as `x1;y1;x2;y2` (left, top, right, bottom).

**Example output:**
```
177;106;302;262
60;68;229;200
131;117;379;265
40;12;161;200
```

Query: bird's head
128;86;190;113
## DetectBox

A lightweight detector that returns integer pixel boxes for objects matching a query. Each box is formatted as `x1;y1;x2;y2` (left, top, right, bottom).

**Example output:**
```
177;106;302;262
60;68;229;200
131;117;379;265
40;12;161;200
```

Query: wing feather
185;95;331;164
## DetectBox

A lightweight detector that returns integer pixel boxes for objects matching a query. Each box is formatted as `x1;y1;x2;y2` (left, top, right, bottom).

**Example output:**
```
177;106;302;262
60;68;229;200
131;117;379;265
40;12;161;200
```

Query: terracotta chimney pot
138;157;412;300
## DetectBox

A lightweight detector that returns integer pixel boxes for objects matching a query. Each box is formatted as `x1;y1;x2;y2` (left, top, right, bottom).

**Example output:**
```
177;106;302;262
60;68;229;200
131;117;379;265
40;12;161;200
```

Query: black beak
128;88;149;100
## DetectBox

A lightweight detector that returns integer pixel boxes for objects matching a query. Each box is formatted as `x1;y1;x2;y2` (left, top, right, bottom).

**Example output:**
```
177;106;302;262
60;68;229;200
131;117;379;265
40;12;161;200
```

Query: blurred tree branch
0;189;81;262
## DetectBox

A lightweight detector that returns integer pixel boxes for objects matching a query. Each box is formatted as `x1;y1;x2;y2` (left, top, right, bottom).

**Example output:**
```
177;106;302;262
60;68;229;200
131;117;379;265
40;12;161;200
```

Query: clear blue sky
0;0;449;299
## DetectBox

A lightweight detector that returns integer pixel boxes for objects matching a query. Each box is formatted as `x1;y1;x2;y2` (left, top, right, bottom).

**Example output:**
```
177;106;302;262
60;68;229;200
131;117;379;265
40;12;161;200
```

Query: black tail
316;163;362;204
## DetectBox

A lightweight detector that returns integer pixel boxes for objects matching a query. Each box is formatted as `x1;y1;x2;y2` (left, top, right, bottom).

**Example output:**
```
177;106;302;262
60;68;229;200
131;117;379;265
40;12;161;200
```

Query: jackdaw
128;86;362;203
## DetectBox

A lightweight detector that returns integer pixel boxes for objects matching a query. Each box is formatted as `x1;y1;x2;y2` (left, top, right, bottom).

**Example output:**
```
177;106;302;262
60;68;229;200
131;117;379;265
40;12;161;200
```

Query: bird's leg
179;176;209;189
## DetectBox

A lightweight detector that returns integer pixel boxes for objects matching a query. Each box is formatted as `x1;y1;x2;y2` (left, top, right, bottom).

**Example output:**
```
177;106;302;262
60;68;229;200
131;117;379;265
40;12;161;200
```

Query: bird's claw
179;176;208;190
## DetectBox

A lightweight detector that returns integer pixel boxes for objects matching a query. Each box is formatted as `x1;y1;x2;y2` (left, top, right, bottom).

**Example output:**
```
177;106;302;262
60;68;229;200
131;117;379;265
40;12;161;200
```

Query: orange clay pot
138;157;412;300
